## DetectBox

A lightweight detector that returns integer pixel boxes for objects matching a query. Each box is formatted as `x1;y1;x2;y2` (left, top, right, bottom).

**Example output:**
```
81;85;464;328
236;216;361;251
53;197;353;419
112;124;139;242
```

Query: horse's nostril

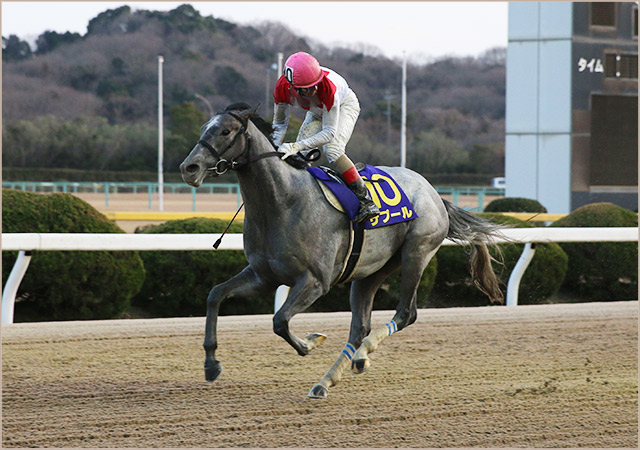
186;164;200;174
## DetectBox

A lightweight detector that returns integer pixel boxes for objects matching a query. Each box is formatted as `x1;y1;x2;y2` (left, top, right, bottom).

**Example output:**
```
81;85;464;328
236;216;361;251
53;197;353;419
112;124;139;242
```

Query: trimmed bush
133;218;273;317
1;190;145;321
484;197;547;213
550;203;638;301
381;257;438;309
429;213;568;306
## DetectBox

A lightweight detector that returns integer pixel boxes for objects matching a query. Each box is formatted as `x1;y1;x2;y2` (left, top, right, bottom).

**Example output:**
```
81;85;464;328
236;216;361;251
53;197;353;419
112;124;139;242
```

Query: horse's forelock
201;102;274;146
224;102;252;113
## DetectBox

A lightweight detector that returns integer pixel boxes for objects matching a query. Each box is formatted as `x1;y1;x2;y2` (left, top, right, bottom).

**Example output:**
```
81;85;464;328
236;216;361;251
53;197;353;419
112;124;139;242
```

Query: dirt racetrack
2;301;637;448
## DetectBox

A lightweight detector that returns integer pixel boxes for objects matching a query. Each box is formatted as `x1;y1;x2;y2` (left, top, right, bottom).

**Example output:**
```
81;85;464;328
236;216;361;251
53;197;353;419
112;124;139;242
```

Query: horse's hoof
352;358;370;374
304;333;327;352
204;359;222;382
308;384;328;399
305;333;327;346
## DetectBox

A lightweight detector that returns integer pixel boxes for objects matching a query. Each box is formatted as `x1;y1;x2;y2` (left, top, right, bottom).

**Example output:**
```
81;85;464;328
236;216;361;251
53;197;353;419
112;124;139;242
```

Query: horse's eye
221;129;231;136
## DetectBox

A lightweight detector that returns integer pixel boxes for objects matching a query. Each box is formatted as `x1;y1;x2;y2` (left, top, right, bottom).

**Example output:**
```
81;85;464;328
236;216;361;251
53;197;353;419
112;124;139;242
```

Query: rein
199;111;284;176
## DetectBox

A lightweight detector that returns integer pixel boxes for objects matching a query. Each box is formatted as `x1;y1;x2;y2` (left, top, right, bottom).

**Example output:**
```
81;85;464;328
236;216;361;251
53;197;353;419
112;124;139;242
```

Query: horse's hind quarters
204;359;223;382
308;384;329;399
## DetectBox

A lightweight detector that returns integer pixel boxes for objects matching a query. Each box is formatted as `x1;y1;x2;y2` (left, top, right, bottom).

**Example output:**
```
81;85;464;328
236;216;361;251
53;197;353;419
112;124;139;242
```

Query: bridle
196;110;320;249
198;111;284;176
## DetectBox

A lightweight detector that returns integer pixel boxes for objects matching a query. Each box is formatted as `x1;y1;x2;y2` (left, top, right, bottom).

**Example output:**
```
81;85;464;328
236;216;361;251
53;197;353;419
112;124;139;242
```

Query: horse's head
180;104;257;187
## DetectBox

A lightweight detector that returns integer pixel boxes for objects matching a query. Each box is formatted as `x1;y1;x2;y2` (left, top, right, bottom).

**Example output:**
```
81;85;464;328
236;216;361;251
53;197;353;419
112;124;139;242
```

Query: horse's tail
442;199;505;305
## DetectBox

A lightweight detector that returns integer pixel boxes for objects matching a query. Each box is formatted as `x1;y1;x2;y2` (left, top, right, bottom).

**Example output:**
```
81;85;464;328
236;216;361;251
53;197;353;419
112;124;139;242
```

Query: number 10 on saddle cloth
307;164;419;229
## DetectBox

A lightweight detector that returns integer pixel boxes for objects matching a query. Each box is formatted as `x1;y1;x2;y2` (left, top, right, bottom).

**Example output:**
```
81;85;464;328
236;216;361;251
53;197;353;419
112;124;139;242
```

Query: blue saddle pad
307;165;418;229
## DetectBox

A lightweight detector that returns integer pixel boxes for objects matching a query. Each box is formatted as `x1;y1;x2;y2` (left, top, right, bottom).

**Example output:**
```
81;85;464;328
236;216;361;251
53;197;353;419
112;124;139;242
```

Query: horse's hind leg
309;257;401;399
204;266;274;382
352;247;439;374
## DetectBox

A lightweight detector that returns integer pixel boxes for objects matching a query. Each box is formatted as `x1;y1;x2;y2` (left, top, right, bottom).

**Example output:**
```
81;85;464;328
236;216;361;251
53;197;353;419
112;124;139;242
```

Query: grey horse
180;103;504;398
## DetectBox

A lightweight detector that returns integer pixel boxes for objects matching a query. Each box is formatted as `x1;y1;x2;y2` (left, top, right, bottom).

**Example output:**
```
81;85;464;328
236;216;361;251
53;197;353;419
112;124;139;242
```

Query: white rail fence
2;228;637;324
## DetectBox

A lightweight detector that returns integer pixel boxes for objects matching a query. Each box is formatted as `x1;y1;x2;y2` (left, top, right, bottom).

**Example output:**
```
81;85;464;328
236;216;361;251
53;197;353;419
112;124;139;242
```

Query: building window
633;4;638;38
619;54;638;78
605;54;618;77
591;2;616;27
605;53;639;79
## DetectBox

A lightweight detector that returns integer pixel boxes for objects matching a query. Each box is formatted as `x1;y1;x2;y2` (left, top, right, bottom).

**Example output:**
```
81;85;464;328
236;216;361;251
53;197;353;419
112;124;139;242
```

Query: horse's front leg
272;272;328;356
204;265;274;382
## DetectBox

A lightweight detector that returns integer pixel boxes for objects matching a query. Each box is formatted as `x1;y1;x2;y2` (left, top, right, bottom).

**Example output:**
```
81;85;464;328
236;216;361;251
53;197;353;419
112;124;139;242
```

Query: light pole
383;90;395;150
157;55;164;211
277;52;283;76
264;52;284;116
263;52;284;116
400;52;407;168
265;63;277;114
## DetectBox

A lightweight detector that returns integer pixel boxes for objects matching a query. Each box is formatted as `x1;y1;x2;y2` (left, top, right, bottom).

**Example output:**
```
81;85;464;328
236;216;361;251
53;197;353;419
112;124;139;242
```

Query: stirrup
354;204;380;224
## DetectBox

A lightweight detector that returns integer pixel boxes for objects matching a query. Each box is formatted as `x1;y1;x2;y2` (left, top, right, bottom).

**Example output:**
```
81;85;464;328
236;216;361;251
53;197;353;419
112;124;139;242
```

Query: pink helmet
283;52;324;88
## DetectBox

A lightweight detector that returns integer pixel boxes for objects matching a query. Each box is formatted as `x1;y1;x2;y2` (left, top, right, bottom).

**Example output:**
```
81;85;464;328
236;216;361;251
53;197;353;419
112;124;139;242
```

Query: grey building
506;2;638;213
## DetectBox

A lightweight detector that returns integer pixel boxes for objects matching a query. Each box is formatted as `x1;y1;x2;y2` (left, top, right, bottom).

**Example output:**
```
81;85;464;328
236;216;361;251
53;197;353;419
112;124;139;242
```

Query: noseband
198;111;284;175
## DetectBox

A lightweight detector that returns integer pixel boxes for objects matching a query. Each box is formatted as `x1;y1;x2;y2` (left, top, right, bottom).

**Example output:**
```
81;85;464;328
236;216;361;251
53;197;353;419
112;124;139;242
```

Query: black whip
213;202;245;249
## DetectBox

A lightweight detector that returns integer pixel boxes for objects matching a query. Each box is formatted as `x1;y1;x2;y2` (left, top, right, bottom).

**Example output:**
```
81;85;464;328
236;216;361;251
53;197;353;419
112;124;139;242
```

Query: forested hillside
2;4;506;182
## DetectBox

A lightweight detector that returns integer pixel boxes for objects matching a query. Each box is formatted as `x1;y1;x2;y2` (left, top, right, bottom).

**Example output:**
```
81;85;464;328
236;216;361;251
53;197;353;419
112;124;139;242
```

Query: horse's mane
224;102;276;147
223;102;309;169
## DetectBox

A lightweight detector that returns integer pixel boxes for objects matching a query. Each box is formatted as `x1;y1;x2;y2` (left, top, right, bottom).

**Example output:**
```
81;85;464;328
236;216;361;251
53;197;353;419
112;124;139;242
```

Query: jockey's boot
347;178;380;224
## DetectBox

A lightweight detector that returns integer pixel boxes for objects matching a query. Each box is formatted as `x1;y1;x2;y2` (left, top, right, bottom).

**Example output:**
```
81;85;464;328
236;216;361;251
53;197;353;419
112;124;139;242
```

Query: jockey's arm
272;102;290;147
294;102;339;151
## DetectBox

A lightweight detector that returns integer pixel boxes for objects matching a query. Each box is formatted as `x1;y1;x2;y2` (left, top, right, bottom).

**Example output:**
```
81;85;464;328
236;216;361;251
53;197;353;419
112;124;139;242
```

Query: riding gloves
279;142;299;160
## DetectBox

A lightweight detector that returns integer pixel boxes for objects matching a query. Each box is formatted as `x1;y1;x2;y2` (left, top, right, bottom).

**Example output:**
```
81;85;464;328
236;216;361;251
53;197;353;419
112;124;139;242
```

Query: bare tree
253;21;309;54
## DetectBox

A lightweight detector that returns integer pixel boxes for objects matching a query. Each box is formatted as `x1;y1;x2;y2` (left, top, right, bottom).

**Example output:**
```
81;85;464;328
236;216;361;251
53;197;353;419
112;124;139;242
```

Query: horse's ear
224;102;265;125
237;103;260;120
224;102;251;115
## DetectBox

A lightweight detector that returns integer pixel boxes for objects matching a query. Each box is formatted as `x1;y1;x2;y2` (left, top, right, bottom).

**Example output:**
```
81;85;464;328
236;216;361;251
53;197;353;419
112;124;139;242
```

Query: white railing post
157;55;165;212
506;243;537;306
2;251;32;324
274;285;290;313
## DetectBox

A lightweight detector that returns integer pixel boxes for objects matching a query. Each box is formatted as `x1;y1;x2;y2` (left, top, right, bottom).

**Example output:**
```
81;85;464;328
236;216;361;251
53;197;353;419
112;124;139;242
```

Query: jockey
272;51;379;224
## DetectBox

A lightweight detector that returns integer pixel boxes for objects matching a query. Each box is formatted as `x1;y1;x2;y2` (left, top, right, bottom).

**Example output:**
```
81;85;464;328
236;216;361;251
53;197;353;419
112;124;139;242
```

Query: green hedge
484;197;548;213
1;190;145;321
429;213;568;306
133;218;272;317
550;203;638;301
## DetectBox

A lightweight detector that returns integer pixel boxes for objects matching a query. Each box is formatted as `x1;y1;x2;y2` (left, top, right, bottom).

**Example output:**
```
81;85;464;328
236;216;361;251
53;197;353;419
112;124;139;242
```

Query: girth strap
334;222;366;286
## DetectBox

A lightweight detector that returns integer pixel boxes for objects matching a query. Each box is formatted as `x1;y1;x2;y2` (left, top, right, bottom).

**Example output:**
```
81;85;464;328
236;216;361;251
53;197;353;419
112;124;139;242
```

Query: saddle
309;166;358;215
308;164;418;285
307;164;418;229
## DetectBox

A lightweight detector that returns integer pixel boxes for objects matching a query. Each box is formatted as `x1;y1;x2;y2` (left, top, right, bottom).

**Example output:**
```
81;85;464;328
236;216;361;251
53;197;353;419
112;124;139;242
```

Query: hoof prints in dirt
2;303;638;448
